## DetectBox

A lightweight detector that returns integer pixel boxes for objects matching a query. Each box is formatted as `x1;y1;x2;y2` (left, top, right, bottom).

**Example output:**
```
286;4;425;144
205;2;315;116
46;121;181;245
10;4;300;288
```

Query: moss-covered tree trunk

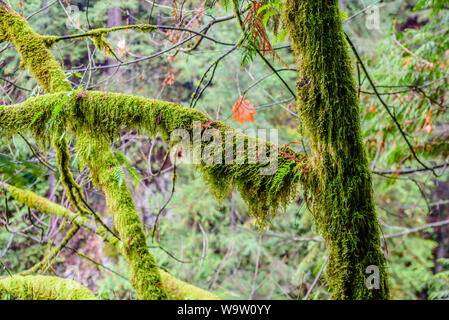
283;0;390;299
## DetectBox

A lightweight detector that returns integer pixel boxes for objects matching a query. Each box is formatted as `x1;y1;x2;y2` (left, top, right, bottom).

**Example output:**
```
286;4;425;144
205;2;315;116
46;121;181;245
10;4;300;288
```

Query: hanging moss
40;24;158;52
0;2;92;223
53;134;91;215
0;90;310;226
283;0;389;299
77;24;157;52
0;275;97;300
0;1;306;299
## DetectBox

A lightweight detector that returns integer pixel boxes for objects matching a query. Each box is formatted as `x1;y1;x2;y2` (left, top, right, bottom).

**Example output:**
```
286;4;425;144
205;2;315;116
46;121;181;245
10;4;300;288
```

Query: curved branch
20;225;80;276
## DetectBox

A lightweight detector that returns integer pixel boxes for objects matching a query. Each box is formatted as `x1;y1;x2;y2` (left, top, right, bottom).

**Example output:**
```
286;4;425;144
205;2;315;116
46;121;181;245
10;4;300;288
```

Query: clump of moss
0;275;97;300
283;0;389;299
0;90;310;227
57;24;157;53
91;32;109;53
200;146;307;228
41;35;59;48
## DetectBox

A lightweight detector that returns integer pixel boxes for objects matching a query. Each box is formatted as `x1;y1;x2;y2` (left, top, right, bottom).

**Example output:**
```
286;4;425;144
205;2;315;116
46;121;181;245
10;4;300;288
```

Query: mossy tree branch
0;0;309;300
0;275;97;300
20;225;80;276
0;183;220;300
0;2;96;232
0;90;310;225
0;2;167;299
283;0;389;299
43;24;234;49
0;3;71;93
0;183;96;233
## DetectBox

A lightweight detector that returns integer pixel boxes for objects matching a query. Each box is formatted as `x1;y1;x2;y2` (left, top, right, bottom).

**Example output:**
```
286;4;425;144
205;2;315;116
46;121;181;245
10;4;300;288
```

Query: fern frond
242;0;288;68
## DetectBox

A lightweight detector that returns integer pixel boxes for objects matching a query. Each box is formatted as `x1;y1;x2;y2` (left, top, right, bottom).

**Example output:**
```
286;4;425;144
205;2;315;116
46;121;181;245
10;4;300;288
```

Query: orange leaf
232;95;256;123
403;56;412;67
368;105;376;113
423;124;433;134
421;109;433;134
162;70;175;86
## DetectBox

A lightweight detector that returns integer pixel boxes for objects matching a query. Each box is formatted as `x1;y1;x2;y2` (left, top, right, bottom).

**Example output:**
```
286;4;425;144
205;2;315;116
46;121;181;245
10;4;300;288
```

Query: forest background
1;0;449;300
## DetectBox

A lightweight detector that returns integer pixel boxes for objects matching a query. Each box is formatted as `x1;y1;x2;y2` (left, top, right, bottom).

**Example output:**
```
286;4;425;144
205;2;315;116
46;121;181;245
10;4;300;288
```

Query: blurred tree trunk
107;7;122;75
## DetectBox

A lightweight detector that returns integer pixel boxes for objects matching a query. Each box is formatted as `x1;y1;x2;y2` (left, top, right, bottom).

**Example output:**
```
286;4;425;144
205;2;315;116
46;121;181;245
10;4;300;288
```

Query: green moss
43;24;157;52
0;2;308;300
0;5;71;93
0;1;90;226
1;182;120;247
0;90;309;227
1;5;167;300
1;183;91;227
53;134;91;215
283;0;389;299
2;182;216;299
158;269;221;300
1;183;219;299
0;275;96;300
41;35;59;48
91;32;109;53
79;137;168;300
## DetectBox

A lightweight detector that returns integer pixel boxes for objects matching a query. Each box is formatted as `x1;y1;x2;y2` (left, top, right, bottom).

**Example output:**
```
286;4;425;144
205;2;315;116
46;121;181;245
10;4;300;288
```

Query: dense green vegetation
1;0;448;300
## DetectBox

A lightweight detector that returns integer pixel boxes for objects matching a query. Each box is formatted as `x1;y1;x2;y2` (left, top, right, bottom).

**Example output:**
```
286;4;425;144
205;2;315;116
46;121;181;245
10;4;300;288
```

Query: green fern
114;150;142;189
110;166;125;187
